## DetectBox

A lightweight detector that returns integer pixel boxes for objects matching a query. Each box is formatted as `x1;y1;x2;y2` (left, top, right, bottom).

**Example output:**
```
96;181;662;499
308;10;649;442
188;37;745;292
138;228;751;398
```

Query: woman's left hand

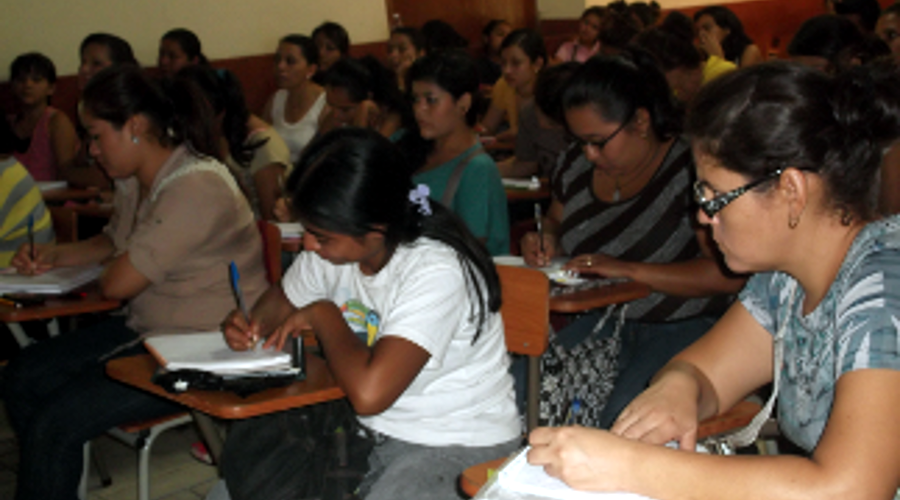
527;426;634;492
264;304;315;350
566;253;635;280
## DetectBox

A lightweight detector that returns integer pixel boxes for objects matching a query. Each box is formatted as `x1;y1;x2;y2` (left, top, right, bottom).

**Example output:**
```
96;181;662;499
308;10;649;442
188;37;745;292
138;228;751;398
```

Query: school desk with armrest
458;399;764;498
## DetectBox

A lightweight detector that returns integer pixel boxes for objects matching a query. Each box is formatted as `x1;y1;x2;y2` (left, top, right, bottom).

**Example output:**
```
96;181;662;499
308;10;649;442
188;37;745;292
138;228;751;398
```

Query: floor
0;400;219;500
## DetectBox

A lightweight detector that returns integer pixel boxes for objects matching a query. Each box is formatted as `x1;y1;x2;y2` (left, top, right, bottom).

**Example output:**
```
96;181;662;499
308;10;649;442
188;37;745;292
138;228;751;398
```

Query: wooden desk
0;286;121;347
504;178;550;203
459;400;763;497
549;280;652;314
106;353;345;464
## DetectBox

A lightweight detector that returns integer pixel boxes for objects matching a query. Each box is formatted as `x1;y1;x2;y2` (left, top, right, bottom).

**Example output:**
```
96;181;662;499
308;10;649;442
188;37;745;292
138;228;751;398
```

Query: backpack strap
441;145;486;208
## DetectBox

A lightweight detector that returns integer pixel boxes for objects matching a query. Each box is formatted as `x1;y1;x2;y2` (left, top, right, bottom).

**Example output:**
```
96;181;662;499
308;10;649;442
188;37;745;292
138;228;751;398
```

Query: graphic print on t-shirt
340;299;381;346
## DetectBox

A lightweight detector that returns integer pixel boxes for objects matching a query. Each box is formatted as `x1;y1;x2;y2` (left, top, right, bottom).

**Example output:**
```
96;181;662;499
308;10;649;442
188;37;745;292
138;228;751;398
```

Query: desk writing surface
0;286;121;323
106;354;345;419
549;281;652;314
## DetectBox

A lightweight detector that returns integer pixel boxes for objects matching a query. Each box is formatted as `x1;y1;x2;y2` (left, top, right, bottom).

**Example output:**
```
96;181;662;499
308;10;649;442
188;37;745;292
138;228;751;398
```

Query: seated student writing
528;62;900;500
3;65;268;500
216;128;521;500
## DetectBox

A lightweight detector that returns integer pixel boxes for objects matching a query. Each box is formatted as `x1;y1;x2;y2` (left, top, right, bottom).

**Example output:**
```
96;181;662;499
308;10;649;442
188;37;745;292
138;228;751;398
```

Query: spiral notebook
144;331;293;375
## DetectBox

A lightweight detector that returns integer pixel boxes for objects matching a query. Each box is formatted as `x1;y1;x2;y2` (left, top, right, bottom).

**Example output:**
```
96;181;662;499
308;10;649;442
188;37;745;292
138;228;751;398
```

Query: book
144;331;293;375
474;447;656;500
0;265;103;294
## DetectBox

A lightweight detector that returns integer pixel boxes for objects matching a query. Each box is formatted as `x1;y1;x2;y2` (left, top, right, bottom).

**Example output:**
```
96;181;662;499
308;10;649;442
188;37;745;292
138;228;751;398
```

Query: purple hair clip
409;184;432;216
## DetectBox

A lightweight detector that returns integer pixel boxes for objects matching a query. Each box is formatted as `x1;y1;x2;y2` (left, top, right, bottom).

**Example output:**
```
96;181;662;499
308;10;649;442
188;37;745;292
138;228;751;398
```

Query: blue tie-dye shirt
740;216;900;452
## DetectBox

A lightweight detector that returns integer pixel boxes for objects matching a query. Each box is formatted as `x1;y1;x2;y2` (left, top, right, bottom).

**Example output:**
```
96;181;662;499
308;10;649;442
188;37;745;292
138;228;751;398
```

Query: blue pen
229;261;255;349
564;397;582;426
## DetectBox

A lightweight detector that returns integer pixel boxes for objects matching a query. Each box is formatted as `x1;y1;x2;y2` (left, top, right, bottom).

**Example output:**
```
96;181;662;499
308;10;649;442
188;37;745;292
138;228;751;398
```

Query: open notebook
0;265;104;294
144;331;293;375
474;447;657;500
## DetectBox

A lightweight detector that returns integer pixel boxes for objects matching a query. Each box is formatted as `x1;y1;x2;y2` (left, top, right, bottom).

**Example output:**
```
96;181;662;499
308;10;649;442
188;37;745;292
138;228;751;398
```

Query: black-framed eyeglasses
572;114;632;153
694;169;783;218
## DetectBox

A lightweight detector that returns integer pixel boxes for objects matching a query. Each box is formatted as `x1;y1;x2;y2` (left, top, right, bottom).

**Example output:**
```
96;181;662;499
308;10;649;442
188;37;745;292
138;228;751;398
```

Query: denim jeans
2;317;182;500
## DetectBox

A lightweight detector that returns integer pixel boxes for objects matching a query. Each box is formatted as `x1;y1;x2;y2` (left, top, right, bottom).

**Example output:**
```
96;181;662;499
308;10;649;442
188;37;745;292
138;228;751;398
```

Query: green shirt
413;145;510;256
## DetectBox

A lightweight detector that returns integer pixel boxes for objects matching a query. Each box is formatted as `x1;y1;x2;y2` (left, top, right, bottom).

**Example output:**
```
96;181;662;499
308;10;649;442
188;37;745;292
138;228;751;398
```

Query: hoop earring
788;215;800;229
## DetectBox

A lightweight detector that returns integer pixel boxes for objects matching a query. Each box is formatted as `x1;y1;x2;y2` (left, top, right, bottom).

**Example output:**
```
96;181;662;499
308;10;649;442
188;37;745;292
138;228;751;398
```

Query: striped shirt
552;136;731;322
0;157;54;267
741;216;900;452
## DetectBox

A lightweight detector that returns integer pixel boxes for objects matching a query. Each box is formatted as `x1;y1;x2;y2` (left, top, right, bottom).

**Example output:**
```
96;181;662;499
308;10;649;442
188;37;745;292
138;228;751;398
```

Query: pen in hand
534;203;545;254
228;261;257;350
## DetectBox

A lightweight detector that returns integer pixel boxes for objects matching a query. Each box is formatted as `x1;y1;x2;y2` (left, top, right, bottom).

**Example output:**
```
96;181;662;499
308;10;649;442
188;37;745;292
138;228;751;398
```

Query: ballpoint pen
228;261;256;350
534;203;544;254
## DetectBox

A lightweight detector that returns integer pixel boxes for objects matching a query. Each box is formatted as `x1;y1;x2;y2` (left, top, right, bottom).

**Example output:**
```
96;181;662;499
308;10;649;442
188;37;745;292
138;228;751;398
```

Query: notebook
144;331;293;375
482;447;656;500
0;265;104;294
275;222;303;239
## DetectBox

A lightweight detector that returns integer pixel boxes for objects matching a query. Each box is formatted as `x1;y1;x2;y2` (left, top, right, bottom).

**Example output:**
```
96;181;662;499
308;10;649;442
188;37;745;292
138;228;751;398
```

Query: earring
132;136;139;145
788;214;799;229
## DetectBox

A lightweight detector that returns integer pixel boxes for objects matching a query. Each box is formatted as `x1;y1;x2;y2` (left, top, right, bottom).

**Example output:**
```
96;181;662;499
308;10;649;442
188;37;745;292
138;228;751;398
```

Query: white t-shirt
270;89;326;165
282;237;521;447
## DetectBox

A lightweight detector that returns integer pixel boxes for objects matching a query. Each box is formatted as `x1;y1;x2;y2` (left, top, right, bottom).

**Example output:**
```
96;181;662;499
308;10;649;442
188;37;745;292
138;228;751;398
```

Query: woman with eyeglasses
528;61;900;500
519;48;745;428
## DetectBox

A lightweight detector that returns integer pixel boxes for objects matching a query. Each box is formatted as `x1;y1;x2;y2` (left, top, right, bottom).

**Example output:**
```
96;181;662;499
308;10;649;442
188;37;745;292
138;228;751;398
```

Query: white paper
477;447;656;500
145;331;292;374
275;222;303;239
0;265;103;294
502;177;541;190
36;180;68;192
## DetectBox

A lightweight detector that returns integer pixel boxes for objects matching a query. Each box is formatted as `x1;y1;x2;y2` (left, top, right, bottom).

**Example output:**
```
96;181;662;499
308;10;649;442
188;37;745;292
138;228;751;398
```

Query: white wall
540;0;750;20
1;0;389;79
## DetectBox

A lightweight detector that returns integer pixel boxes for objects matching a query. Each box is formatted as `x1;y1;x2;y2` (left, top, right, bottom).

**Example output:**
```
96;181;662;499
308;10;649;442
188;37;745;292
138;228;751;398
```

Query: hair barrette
409;184;432;216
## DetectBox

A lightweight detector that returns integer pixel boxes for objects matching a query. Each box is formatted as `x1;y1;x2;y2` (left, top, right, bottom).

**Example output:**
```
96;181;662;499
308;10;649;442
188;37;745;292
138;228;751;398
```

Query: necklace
610;141;663;202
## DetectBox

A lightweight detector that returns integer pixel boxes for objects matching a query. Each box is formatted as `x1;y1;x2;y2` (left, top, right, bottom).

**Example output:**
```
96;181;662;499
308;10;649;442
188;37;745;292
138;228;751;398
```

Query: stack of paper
145;331;292;375
0;265;103;294
502;177;541;191
36;180;68;192
475;447;656;500
275;222;303;239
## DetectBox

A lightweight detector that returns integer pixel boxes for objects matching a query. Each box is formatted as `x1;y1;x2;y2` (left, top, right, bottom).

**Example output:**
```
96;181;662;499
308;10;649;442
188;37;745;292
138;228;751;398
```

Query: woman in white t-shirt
217;128;521;500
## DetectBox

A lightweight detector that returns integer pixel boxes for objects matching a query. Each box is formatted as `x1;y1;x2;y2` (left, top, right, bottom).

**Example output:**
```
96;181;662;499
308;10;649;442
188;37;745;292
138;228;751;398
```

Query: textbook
0;265;103;294
474;447;657;500
144;331;293;375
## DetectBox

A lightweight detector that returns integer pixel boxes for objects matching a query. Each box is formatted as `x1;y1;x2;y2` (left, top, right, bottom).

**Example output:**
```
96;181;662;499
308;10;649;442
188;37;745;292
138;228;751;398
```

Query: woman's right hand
609;370;701;450
221;309;261;351
10;242;57;275
521;231;557;267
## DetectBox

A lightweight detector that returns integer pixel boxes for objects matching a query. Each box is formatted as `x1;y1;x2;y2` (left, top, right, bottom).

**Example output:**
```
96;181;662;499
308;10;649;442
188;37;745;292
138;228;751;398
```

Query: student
2;65;268;500
318;56;409;139
386;27;426;92
520;50;744;428
69;33;138;190
312;21;350;75
528;61;900;500
694;6;764;67
398;50;510;256
554;6;605;63
475;19;513;89
263;34;327;165
7;52;80;182
480;29;548;143
157;28;208;78
0;117;53;267
180;66;291;220
788;14;864;73
497;62;578;179
215;128;521;500
876;3;900;60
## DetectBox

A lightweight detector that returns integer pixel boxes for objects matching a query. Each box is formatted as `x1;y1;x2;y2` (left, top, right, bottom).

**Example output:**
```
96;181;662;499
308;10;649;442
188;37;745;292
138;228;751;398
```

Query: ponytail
82;65;218;159
287;128;501;341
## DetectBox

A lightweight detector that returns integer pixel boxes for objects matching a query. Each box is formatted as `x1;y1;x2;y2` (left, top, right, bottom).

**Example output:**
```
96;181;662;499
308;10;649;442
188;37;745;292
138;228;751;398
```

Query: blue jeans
2;317;182;500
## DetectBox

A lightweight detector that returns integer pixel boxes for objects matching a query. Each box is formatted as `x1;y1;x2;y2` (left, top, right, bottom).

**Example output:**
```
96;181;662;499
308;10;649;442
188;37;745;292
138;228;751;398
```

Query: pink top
554;40;600;63
14;107;58;181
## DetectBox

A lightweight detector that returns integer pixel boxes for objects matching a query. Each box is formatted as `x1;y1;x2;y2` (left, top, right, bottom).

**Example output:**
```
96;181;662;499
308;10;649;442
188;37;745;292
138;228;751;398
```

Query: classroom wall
0;0;390;78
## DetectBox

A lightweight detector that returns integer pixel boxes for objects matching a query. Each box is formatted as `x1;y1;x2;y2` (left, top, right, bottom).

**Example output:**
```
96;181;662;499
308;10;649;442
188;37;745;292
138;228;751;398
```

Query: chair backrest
256;220;282;285
498;265;550;356
497;264;550;432
49;206;78;243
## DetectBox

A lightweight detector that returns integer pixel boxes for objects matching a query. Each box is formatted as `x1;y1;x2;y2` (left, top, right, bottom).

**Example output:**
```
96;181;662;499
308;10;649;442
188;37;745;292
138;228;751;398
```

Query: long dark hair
82;65;218;159
693;6;755;64
178;66;266;166
312;21;350;56
323;56;410;124
287;128;501;340
500;29;548;68
80;33;138;67
562;47;682;140
687;61;900;223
